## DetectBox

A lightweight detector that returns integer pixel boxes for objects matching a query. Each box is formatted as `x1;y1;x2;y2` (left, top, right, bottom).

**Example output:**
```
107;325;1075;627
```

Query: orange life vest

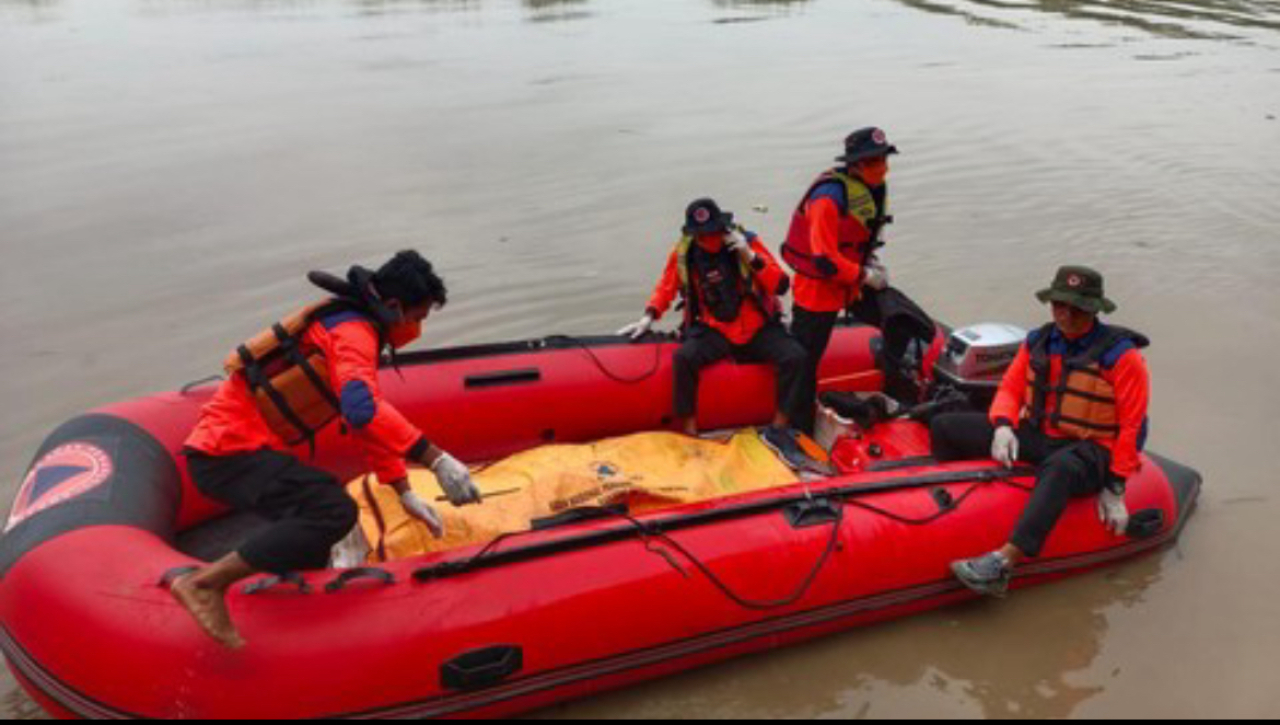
781;170;891;279
223;300;372;450
1025;323;1149;441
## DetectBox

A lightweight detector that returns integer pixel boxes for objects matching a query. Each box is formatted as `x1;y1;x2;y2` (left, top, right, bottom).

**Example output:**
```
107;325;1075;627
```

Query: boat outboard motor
864;287;938;405
931;323;1027;410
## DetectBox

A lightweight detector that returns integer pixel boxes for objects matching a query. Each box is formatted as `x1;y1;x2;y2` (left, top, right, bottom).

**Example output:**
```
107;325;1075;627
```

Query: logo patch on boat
6;443;114;532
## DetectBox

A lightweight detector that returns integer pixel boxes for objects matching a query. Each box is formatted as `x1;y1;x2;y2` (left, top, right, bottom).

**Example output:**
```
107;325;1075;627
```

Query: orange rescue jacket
186;305;428;485
989;323;1151;480
787;171;890;313
646;235;790;347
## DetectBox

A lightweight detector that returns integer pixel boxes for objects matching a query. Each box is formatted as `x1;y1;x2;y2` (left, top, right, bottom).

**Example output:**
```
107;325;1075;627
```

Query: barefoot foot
170;574;246;649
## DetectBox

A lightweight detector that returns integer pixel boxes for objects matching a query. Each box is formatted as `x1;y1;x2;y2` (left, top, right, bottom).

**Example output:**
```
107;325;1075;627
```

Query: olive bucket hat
1035;265;1117;315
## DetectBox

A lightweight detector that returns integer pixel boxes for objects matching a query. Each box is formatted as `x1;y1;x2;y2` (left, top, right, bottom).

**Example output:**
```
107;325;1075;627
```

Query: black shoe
760;426;808;470
951;552;1012;598
819;392;892;429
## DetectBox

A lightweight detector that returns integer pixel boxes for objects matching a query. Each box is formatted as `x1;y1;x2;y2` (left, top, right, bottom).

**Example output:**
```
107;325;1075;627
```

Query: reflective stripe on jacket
646;235;789;346
786;171;890;313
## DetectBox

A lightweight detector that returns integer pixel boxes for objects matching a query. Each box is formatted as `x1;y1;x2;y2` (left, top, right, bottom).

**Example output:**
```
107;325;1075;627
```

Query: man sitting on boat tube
617;198;812;469
931;266;1151;597
173;251;482;648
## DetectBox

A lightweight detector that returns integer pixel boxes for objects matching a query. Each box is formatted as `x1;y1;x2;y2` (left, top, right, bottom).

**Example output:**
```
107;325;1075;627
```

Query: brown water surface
2;0;1279;717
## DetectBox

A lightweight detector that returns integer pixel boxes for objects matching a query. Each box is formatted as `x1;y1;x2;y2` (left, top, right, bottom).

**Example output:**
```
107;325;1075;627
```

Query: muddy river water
2;0;1279;717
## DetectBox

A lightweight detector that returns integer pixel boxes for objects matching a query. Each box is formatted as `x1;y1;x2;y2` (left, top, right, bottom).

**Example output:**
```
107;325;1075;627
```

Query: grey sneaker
951;552;1012;598
760;426;811;472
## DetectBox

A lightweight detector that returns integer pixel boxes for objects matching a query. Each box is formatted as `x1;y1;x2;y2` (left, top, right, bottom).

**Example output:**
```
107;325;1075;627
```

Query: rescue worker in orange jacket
617;198;811;467
930;266;1151;597
172;251;482;648
782;127;900;435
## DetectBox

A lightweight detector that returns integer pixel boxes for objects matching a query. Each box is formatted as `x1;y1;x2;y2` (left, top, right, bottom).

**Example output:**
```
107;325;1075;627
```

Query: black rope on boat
649;469;1033;609
835;482;981;526
994;473;1036;493
607;505;847;612
179;375;226;396
545;335;666;385
413;502;844;611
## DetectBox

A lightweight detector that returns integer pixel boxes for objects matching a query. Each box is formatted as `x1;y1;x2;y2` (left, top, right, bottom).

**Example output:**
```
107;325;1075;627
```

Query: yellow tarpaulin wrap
348;430;797;562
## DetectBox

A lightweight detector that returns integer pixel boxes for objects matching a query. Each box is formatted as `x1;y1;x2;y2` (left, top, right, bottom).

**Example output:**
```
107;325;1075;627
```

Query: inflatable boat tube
0;325;1200;719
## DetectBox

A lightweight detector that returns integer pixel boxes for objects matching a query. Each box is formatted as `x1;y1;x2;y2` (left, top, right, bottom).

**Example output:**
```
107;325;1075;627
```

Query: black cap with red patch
682;198;734;236
837;127;899;164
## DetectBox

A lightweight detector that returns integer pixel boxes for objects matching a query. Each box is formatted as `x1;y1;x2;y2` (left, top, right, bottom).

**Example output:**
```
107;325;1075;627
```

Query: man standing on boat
783;127;935;434
617;198;811;468
173;251;482;648
931;266;1151;597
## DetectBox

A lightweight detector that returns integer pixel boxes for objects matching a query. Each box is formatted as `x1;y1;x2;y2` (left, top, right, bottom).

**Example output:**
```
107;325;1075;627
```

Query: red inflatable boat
0;325;1199;719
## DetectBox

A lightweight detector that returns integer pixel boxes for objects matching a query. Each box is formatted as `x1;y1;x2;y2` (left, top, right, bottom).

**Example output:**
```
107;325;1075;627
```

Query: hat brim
837;145;899;164
1036;288;1117;315
683;212;734;236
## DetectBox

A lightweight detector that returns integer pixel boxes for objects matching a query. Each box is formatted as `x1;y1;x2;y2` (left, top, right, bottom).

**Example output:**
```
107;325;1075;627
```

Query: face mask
859;159;889;186
388;319;422;350
696;234;725;252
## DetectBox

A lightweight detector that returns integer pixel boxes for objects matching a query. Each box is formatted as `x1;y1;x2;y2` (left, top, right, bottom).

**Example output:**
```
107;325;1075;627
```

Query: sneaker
950;551;1012;598
760;426;814;472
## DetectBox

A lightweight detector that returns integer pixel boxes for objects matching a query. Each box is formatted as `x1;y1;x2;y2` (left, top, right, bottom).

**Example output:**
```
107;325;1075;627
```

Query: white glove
617;313;656;341
1098;489;1130;537
400;491;445;539
863;262;890;291
431;453;482;506
991;425;1019;468
725;228;750;255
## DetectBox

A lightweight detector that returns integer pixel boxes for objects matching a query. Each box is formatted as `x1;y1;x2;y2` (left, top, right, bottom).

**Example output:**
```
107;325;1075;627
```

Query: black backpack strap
1025;323;1056;429
238;334;319;457
251;370;318;456
865;183;891;259
272;322;342;413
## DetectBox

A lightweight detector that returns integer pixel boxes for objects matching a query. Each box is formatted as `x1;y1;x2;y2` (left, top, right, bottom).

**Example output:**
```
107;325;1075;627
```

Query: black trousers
930;412;1111;558
673;322;808;424
790;307;841;436
792;287;941;434
185;449;359;574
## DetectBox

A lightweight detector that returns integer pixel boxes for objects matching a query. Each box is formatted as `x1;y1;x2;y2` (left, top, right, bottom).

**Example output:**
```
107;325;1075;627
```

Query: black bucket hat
1035;265;1117;315
682;198;734;236
837;127;899;165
